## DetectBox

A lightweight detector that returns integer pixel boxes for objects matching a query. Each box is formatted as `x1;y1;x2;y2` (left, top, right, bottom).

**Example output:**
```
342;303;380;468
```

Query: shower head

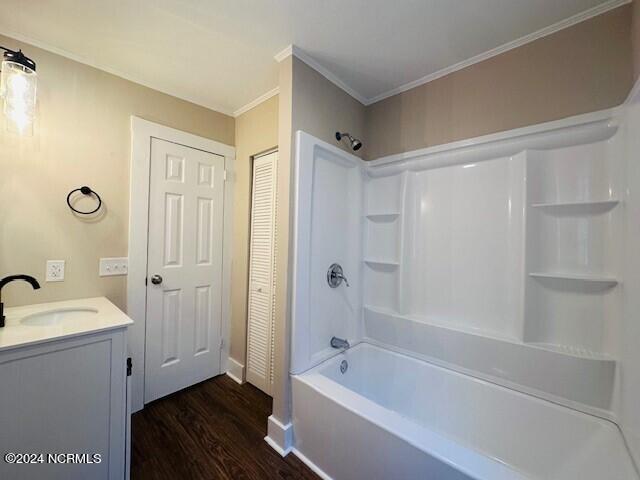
335;132;362;151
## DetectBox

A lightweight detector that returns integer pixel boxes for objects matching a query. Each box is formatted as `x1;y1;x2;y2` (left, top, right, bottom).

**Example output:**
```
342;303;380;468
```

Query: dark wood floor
131;375;319;480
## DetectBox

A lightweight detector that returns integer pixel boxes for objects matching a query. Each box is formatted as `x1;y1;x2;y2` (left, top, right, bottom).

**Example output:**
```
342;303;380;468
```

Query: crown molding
274;45;293;63
233;87;279;117
1;0;628;115
274;44;368;105
366;0;630;105
276;0;630;107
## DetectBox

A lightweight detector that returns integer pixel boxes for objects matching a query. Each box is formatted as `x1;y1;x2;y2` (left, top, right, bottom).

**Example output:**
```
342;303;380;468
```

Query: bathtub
291;343;638;480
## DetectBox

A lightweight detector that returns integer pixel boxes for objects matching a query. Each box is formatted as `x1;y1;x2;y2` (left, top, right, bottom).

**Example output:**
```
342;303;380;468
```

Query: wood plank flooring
131;375;319;480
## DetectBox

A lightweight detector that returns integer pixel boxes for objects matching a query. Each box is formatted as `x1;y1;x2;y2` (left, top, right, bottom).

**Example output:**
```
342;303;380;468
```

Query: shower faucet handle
327;263;349;288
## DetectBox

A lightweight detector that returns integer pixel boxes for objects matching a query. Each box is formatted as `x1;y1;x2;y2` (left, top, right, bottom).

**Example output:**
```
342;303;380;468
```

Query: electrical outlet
99;257;128;277
46;260;65;282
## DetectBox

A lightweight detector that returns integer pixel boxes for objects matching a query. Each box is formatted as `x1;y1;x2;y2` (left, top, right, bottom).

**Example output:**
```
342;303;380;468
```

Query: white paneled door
246;151;277;395
145;138;225;403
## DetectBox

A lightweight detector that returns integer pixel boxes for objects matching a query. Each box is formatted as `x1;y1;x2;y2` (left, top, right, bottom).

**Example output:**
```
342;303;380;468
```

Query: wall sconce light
0;46;37;135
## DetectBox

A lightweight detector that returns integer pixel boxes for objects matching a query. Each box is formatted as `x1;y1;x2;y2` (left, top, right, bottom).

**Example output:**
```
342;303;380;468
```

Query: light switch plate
46;260;65;282
99;257;128;277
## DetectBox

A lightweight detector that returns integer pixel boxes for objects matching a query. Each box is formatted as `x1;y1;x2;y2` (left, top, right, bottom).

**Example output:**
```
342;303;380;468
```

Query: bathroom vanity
0;297;132;480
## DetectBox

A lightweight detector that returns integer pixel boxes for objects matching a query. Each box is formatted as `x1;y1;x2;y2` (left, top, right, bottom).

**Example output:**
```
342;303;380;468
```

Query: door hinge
126;357;132;376
144;277;148;286
219;338;224;349
223;170;228;181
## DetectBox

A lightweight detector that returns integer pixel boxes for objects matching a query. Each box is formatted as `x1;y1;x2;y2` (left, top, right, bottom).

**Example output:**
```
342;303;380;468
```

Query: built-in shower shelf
529;272;618;287
364;259;400;267
530;199;620;213
527;342;613;361
365;212;401;221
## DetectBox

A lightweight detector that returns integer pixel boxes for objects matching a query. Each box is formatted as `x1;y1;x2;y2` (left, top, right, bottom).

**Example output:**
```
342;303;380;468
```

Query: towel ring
66;186;102;215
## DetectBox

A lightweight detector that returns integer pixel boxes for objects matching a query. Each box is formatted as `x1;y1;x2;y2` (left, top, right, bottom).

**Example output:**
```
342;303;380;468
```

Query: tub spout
331;336;350;349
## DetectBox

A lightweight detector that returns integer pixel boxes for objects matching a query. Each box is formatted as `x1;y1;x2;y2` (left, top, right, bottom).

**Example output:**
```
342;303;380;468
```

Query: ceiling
0;0;623;116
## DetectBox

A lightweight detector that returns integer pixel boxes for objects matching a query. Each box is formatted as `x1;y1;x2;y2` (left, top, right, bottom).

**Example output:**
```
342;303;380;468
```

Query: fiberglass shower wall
363;134;622;359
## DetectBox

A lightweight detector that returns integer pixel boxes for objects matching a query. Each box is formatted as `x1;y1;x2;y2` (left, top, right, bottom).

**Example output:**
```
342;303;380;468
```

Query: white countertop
0;296;133;352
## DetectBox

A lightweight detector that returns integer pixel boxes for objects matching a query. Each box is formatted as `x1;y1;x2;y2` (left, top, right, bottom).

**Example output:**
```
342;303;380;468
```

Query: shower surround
287;96;640;478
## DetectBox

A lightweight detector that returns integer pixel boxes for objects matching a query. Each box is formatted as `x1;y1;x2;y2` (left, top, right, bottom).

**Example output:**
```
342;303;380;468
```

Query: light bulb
0;58;37;135
8;73;28;96
5;104;30;133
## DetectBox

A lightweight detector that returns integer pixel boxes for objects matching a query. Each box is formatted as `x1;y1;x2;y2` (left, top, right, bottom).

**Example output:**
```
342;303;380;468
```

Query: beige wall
271;55;366;423
272;55;294;421
229;95;279;365
292;58;367;159
365;4;633;160
0;35;234;310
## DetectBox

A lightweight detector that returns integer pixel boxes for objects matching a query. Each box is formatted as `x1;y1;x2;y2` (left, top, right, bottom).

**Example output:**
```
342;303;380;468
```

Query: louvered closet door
246;151;277;395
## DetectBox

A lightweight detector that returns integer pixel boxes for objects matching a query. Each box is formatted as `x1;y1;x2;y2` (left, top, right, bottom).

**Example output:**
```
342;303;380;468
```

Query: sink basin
0;297;132;353
20;307;99;326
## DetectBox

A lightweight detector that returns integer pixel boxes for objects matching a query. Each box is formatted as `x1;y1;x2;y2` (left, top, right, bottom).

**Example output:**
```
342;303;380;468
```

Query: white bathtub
291;343;638;480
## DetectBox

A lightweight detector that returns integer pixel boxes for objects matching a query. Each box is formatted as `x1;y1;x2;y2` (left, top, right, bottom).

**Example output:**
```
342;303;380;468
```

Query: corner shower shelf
365;212;401;221
530;199;619;213
364;259;400;267
529;272;618;287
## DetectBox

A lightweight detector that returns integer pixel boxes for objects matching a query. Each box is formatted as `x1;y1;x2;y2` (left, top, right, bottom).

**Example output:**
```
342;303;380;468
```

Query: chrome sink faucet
0;275;41;328
331;336;350;350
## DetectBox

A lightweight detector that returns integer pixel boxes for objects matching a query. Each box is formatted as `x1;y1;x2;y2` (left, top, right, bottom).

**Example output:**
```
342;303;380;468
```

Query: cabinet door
0;331;127;480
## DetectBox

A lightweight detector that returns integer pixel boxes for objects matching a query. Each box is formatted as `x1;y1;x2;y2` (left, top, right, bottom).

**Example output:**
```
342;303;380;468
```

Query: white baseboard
292;448;333;480
264;415;293;456
226;357;245;384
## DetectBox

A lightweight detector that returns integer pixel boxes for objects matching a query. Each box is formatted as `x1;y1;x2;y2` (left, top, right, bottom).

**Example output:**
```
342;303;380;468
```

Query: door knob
150;274;163;285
